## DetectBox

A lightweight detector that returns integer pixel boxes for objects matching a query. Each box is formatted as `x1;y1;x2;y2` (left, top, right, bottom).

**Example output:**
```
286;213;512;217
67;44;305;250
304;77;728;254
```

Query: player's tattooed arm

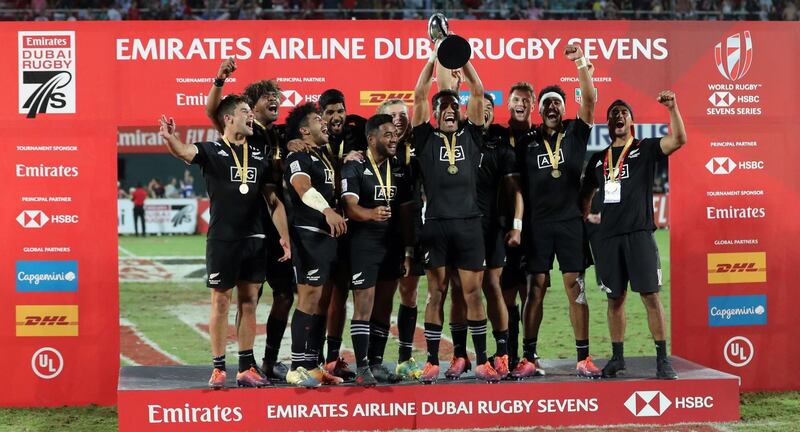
565;45;596;125
159;115;197;164
657;90;687;156
205;57;237;133
412;46;437;128
461;60;485;127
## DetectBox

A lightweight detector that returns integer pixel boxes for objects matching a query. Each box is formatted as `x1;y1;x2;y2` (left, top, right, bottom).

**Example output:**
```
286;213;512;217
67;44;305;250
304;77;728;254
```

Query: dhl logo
16;305;78;336
360;91;414;106
707;252;766;284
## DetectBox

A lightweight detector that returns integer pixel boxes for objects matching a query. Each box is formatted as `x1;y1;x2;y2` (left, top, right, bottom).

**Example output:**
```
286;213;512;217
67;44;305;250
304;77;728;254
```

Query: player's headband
538;92;565;115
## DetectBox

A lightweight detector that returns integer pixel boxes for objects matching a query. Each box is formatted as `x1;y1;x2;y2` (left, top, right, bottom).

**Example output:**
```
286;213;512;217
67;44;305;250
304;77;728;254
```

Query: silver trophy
428;12;471;70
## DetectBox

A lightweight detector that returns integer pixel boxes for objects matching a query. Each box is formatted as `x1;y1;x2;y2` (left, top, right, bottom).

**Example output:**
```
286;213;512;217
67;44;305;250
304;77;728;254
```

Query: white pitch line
120;354;141;366
118;245;136;257
120;317;185;364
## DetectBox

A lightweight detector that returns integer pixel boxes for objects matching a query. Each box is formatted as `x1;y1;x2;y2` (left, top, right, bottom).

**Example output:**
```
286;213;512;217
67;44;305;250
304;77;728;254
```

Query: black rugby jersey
340;157;412;232
283;148;336;233
584;138;665;239
479;125;518;223
192;139;272;240
516;118;591;223
412;121;483;220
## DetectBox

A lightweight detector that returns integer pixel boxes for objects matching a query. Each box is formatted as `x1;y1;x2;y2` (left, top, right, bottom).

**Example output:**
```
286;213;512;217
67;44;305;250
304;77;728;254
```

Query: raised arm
461;61;484;126
411;48;437;127
565;45;596;125
158;115;196;164
205;57;237;133
657;91;687;156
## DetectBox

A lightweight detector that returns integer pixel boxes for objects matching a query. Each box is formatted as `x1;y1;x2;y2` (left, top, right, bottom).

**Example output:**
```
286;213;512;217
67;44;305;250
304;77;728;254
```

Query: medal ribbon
435;132;457;172
604;137;635;182
368;148;392;205
222;137;248;187
543;132;564;173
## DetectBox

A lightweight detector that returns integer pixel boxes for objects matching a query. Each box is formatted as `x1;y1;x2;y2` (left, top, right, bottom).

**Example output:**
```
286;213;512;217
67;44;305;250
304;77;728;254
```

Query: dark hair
318;88;346;111
537;85;566;105
365;114;394;139
606;99;634;121
285;103;319;140
243;80;282;108
508;81;535;98
431;89;460;111
483;92;496;108
214;94;249;130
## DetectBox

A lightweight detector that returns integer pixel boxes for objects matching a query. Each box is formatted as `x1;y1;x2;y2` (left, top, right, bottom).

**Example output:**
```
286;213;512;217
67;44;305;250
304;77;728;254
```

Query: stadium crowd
4;0;798;21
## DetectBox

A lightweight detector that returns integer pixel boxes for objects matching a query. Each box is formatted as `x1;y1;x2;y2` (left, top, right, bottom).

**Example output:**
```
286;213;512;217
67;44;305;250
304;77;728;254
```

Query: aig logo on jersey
18;31;76;118
439;146;465;162
230;167;257;184
374;185;397;201
537;149;565;169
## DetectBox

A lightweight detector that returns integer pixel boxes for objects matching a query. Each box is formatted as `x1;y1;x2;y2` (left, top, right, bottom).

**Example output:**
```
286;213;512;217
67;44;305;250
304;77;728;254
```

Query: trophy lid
427;13;449;41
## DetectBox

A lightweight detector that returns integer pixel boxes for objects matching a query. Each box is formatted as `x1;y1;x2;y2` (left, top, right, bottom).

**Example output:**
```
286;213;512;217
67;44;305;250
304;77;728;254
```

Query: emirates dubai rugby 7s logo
18;31;76;118
714;31;752;82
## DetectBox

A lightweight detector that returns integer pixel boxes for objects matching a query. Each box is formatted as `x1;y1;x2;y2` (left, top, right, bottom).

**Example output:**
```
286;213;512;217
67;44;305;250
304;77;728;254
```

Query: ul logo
724;336;754;367
31;347;64;379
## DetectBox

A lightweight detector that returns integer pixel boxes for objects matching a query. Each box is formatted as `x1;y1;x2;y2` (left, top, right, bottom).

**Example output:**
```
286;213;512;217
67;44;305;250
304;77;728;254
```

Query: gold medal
543;131;564;177
551;169;561;178
239;183;249;194
436;132;460;176
223;137;250;195
447;165;459;175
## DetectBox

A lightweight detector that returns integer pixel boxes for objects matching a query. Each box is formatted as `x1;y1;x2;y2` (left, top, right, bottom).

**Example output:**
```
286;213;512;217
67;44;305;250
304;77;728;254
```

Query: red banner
2;20;798;407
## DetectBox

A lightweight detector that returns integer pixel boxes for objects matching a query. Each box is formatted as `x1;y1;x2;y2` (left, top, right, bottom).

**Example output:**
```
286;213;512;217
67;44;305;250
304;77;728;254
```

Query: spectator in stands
148;177;165;198
164;177;181;198
181;170;195;197
118;181;130;199
132;182;148;236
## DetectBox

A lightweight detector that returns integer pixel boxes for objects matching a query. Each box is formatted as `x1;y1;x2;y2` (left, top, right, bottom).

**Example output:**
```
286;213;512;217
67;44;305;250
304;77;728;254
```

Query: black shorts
501;243;527;289
421;217;485;271
483;218;507;269
349;228;405;290
291;227;337;287
526;217;586;274
264;233;294;295
594;230;662;299
206;237;267;289
406;244;425;277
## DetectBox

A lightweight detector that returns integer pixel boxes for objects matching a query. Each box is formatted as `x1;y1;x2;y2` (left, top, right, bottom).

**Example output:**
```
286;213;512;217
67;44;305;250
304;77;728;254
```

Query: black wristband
213;78;225;88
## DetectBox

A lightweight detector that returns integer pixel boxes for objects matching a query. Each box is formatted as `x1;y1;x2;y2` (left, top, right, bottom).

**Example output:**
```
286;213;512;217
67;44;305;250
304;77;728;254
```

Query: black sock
576;339;589;362
238;349;256;373
507;304;520;361
305;314;325;369
424;322;442;365
450;322;468;358
213;355;226;372
325;336;342;364
314;315;327;365
290;309;313;370
655;340;667;360
351;320;370;368
397;304;417;362
612;341;624;360
264;317;287;363
523;338;537;361
468;319;488;364
493;329;509;357
368;321;389;366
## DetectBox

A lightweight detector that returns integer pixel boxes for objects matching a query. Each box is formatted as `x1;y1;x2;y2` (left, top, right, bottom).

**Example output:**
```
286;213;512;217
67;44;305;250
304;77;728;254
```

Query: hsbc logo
624;391;671;417
708;91;734;107
280;90;320;108
705;157;764;175
715;31;753;82
16;210;79;228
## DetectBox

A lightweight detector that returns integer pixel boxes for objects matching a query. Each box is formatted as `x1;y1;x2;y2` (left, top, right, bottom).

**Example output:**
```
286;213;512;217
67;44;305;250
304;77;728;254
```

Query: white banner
117;198;197;235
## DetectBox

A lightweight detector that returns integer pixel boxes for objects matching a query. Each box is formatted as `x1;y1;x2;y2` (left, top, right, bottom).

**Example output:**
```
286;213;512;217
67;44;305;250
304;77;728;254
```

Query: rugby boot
262;360;289;382
286;367;321;388
236;366;271;387
395;357;423;380
370;364;402;384
419;362;440;384
576;355;602;379
355;366;378;387
475;361;502;383
208;368;226;390
444;356;471;380
601;357;626;378
324;357;356;382
532;354;546;376
510;357;538;379
308;366;344;385
656;357;678;380
493;354;510;379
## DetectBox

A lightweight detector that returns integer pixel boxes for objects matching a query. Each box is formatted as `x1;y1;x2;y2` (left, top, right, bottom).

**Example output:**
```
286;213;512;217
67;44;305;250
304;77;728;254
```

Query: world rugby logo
714;31;752;82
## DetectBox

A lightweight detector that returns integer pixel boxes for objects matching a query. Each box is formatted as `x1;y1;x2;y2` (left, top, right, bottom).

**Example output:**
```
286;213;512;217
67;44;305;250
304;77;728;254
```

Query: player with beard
580;93;685;380
205;58;293;382
412;48;501;383
376;99;425;380
512;45;600;379
447;92;522;380
341;114;415;385
282;103;349;388
159;95;291;389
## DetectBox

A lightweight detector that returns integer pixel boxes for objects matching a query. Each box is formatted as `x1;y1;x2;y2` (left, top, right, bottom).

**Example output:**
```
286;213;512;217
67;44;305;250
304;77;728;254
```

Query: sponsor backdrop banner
1;20;797;406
